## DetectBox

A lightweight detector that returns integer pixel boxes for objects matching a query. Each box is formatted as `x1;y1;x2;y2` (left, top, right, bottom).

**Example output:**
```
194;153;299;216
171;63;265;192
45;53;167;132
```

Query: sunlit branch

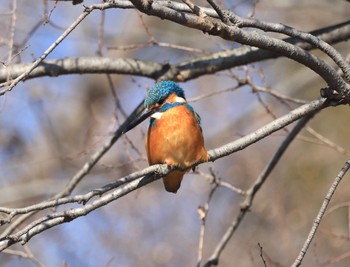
129;0;349;98
0;97;328;251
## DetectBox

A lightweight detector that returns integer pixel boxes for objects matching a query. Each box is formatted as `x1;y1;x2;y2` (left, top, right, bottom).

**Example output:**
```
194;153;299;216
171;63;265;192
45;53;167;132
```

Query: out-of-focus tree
0;0;349;266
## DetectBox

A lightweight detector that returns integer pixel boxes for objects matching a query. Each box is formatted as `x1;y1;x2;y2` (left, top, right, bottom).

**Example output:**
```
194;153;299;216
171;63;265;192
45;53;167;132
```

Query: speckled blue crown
144;81;185;108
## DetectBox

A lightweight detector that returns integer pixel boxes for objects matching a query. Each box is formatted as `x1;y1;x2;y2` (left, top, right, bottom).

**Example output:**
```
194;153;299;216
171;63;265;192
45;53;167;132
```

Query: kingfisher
123;81;208;193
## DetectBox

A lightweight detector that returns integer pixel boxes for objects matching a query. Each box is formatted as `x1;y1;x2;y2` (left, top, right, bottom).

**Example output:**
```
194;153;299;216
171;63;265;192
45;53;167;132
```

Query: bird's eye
151;102;161;111
157;99;165;106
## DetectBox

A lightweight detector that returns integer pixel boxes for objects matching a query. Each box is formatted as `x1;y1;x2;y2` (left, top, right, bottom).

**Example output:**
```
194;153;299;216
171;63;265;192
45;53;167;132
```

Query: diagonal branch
129;0;349;98
204;106;319;267
208;99;327;160
228;15;350;82
291;159;350;267
0;6;93;96
0;99;144;237
0;97;329;251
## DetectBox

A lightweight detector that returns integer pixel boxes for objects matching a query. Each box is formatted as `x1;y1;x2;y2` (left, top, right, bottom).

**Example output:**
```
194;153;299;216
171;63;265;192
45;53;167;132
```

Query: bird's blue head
144;81;185;109
123;81;186;134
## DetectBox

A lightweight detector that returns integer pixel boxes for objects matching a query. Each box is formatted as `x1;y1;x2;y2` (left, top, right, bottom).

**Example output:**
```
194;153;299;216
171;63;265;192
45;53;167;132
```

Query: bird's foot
164;160;182;171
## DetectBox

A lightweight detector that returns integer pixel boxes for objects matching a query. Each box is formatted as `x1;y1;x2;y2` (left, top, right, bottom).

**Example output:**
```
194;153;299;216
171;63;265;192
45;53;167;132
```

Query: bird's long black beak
122;108;156;134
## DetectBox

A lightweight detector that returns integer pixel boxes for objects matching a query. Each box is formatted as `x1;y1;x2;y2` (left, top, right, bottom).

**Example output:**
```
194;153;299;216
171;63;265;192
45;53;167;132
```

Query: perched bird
123;81;208;193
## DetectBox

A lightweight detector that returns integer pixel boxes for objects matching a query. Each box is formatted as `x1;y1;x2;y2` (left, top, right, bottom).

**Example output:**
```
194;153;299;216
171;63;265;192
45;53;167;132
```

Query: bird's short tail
162;170;185;193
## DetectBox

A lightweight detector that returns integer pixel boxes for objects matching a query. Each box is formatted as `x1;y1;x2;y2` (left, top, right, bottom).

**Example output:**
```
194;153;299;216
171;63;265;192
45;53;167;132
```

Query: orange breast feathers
145;103;208;193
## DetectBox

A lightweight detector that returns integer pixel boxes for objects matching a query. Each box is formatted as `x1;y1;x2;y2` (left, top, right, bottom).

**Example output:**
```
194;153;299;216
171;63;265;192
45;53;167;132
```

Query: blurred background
0;0;349;266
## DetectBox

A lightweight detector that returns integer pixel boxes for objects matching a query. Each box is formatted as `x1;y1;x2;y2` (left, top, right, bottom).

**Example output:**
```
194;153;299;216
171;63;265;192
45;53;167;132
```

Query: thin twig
195;170;245;195
258;243;267;267
291;160;350;267
2;246;45;267
96;8;105;55
197;175;219;267
0;6;93;96
206;0;229;23
7;0;17;64
182;0;207;18
306;127;350;156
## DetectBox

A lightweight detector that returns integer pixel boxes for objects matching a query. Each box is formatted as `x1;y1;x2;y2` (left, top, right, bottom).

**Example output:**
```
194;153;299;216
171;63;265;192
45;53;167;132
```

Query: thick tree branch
129;0;349;98
0;57;167;84
0;20;348;85
0;0;348;99
228;15;350;82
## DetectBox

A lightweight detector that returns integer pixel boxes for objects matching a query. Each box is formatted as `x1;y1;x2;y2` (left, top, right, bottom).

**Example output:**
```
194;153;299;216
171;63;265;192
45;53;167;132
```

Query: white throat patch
151;112;163;120
175;97;186;103
150;97;186;120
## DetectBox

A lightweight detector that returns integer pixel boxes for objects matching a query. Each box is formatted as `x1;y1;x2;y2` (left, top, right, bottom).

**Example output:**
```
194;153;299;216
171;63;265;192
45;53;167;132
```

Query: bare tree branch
0;5;93;95
291;159;350;267
226;14;350;82
0;99;144;237
0;1;349;264
0;57;167;84
0;98;329;251
197;173;219;267
129;0;349;98
1;1;349;99
204;108;319;267
0;20;348;85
